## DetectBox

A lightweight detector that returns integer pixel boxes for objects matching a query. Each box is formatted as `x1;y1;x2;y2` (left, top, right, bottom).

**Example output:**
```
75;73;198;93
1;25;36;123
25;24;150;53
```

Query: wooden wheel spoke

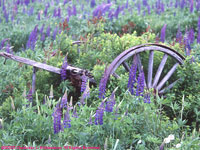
148;50;154;88
112;72;120;79
153;54;168;88
159;79;180;94
157;63;179;91
136;54;147;87
122;61;130;72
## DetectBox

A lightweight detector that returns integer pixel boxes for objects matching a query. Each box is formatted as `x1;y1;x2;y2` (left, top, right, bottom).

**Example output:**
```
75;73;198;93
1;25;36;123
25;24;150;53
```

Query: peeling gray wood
157;63;179;91
122;61;130;72
153;54;168;88
148;50;154;88
159;79;180;94
32;67;36;94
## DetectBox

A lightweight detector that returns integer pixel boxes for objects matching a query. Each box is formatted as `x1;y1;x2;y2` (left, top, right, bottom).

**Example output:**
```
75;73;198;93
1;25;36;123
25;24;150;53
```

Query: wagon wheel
104;43;185;95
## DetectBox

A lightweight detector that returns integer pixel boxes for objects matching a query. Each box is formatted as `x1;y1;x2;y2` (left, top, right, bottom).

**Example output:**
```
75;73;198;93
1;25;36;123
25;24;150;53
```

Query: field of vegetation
0;0;200;149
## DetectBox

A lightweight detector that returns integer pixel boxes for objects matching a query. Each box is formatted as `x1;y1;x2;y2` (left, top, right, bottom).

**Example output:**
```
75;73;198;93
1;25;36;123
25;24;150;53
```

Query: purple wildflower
95;101;104;125
0;38;8;49
197;17;200;43
53;105;62;133
72;107;78;118
5;43;12;53
63;106;71;128
53;8;57;17
137;3;141;15
57;7;61;17
105;89;116;112
190;0;193;13
90;0;96;8
60;56;68;80
40;24;45;35
63;0;68;5
180;0;185;9
80;84;90;105
99;66;108;99
114;6;120;18
184;36;191;56
41;33;45;41
125;0;129;8
60;90;68;108
147;4;151;14
176;26;182;43
44;4;48;17
24;0;30;6
143;0;148;6
188;28;194;44
81;73;88;92
88;115;93;125
136;69;145;97
26;25;38;50
46;25;51;37
160;24;167;43
144;93;151;103
72;5;77;16
3;10;9;23
52;27;58;40
127;55;137;95
28;6;34;16
37;12;40;20
197;0;200;11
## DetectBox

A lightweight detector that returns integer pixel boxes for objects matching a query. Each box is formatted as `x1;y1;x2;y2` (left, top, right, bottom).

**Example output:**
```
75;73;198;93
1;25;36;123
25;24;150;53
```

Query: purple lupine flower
37;12;40;20
67;6;72;17
60;90;68;108
72;5;77;16
57;7;61;17
127;55;137;95
5;43;12;53
81;73;88;92
99;66;108;99
161;3;165;12
60;56;68;80
28;7;34;16
63;106;71;128
53;105;62;133
63;0;68;5
184;33;191;56
136;69;145;97
41;33;45;41
197;17;200;43
44;4;48;17
143;0;148;6
176;26;182;43
144;93;151;103
46;25;51;37
114;105;119;120
190;0;193;13
107;0;111;3
105;89;116;112
160;24;167;43
180;0;185;9
125;0;129;8
147;4;151;14
90;0;96;8
137;3;141;15
188;28;194;44
52;27;58;40
88;115;93;125
95;101;104;125
40;24;45;35
0;38;8;49
72;107;78;118
24;0;30;6
80;84;90;105
3;10;9;23
114;6;120;19
26;25;38;50
53;8;57;17
196;0;200;11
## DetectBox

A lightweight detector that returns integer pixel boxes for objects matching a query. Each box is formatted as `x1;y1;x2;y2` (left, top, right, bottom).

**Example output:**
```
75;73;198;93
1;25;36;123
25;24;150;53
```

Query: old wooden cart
0;42;185;95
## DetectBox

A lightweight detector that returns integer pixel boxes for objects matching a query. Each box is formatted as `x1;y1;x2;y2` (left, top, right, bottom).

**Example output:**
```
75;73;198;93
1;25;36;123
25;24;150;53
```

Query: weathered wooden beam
32;67;36;94
148;50;154;88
